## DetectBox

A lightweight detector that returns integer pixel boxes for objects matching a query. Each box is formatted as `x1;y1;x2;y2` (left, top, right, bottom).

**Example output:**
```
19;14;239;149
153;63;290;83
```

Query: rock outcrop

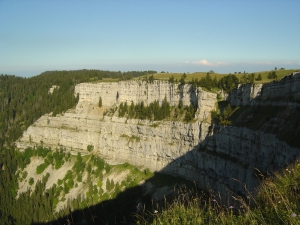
16;79;300;199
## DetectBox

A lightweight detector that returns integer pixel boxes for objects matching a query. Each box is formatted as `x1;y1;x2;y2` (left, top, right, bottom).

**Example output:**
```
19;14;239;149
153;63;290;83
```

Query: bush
37;146;51;157
87;145;94;152
77;174;82;182
105;165;111;173
57;179;63;186
36;163;49;174
29;177;34;185
267;71;277;79
144;168;150;175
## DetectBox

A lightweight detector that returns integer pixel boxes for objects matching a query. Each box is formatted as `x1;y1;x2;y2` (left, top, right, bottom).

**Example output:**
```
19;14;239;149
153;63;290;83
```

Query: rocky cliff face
17;81;216;170
16;79;300;199
75;80;197;107
74;80;216;121
228;72;300;107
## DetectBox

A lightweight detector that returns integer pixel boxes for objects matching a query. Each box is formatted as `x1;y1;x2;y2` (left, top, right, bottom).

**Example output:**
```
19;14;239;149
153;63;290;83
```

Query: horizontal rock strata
16;79;300;198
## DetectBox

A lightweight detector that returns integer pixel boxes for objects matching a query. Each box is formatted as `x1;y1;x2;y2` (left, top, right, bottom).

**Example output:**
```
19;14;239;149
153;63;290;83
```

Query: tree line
188;73;239;93
118;98;171;121
118;98;196;122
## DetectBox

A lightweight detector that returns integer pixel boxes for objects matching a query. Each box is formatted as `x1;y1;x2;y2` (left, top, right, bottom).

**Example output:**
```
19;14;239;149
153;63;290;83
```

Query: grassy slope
143;69;300;83
138;160;300;225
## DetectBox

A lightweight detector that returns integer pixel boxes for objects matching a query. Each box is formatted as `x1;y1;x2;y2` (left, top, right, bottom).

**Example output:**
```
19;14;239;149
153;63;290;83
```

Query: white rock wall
76;80;199;107
17;111;208;172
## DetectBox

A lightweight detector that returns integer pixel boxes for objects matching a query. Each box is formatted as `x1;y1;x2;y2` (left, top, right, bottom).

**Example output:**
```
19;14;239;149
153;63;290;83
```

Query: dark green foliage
211;101;234;125
87;163;92;173
64;170;73;181
250;73;255;84
46;147;66;170
148;74;154;83
118;98;199;122
267;71;277;79
179;73;187;85
168;75;175;83
37;146;51;157
184;104;196;122
105;164;111;173
3;169;56;224
73;152;85;175
118;101;128;117
257;73;263;81
119;97;171;121
87;144;94;152
98;96;102;107
144;168;150;175
29;177;34;185
15;147;35;170
119;70;157;81
36;162;49;174
77;174;82;182
106;178;111;191
94;157;105;177
57;179;63;186
178;99;183;109
218;74;239;92
189;73;239;92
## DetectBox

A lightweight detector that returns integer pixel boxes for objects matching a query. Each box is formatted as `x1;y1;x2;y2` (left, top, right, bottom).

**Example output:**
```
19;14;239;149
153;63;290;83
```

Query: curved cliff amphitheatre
16;71;300;203
0;69;299;224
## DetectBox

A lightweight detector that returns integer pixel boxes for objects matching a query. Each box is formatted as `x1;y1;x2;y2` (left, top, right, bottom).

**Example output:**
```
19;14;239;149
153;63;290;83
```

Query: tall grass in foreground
136;160;300;225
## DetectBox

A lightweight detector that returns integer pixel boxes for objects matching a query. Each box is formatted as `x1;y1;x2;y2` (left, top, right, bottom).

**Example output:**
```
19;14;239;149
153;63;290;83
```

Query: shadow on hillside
31;172;199;225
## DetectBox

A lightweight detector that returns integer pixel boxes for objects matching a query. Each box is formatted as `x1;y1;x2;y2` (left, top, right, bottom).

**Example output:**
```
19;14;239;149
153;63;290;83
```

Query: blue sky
1;1;300;77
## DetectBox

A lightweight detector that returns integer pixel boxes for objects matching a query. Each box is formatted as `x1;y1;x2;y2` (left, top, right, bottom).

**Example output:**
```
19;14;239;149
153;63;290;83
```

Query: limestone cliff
74;80;216;121
16;79;300;199
17;81;216;171
228;72;300;107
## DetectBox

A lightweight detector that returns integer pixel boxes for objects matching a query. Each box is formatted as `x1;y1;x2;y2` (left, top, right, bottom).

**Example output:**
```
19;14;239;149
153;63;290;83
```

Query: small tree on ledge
98;97;102;107
87;145;94;152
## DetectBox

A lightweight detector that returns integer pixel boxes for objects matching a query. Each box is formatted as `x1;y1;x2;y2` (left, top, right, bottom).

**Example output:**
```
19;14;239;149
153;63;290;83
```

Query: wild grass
136;160;300;225
138;69;300;84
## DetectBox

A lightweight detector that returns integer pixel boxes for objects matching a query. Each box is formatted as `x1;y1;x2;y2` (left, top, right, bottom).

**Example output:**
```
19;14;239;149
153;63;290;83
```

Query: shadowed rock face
228;72;300;107
16;79;300;199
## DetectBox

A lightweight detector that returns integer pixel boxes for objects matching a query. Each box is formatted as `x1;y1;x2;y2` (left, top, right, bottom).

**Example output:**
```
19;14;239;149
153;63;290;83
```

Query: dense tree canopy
189;73;239;93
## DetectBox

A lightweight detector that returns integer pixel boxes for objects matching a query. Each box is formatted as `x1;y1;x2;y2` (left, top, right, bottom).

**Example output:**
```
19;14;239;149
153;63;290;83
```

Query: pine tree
98;97;102;107
257;73;262;81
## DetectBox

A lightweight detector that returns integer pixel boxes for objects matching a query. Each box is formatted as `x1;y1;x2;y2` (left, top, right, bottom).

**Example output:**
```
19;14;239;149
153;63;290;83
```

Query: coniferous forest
0;70;158;224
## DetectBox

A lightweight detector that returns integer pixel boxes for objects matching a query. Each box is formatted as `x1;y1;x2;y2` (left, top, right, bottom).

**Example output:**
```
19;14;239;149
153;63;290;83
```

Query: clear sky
1;1;300;77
